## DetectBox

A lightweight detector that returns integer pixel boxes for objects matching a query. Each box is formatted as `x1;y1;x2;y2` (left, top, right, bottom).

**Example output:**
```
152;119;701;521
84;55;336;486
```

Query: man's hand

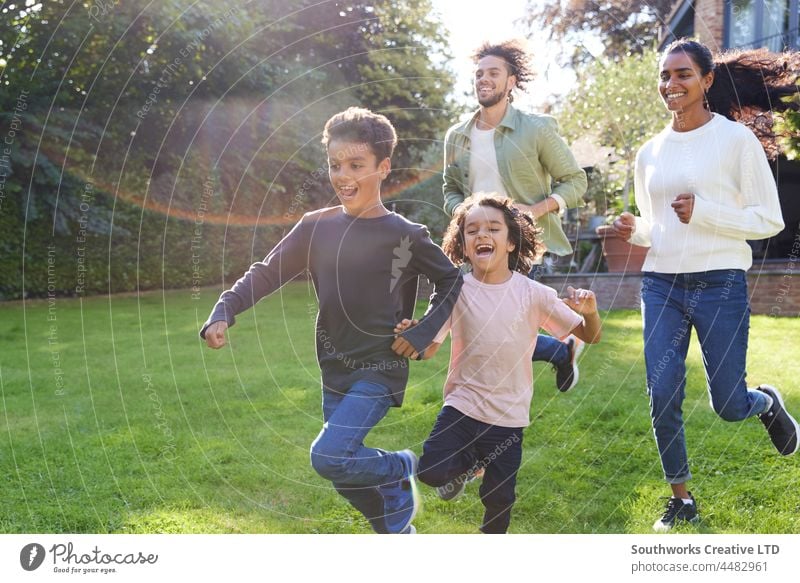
671;193;694;224
513;198;558;221
204;321;229;349
513;202;539;219
562;286;598;316
611;212;636;241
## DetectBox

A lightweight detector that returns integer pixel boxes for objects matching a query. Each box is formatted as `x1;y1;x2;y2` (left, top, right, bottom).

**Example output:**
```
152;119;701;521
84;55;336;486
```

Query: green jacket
443;104;587;256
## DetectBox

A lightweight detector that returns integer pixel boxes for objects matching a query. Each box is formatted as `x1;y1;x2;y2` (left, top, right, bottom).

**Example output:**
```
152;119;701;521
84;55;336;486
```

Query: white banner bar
2;534;799;582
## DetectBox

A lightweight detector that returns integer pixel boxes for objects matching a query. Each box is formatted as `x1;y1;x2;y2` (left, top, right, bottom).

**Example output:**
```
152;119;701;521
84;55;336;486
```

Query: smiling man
442;39;588;392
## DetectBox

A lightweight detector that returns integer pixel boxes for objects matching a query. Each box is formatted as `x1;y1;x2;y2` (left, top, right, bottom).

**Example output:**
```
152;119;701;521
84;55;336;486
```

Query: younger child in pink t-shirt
395;193;602;533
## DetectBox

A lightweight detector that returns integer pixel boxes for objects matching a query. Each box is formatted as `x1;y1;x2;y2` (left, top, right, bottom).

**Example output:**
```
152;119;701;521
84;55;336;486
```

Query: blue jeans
641;270;769;484
309;380;407;533
529;264;569;365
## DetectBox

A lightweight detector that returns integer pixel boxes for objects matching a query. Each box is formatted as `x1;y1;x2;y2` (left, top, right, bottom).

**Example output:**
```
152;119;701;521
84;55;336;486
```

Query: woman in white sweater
612;39;799;531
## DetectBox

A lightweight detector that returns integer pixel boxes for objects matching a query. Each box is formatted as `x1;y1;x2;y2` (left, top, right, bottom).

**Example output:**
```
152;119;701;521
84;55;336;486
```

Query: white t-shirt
469;124;507;196
434;272;583;428
631;114;784;273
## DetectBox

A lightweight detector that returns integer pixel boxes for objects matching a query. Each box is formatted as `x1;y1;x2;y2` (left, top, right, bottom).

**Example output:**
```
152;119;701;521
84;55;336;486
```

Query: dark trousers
417;406;524;534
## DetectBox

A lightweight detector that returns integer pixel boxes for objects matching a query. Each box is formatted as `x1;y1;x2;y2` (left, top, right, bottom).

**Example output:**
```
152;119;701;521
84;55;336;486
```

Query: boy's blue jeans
528;264;569;365
309;380;407;533
641;270;769;484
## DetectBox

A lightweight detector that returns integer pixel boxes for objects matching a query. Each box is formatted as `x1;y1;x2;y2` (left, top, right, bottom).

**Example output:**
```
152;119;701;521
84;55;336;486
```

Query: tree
283;0;458;193
777;107;800;160
0;0;458;298
557;48;669;213
523;0;674;65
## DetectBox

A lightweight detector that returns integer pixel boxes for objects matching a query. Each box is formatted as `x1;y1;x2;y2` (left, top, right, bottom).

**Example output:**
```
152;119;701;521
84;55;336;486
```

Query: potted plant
590;164;649;272
556;49;670;273
595;223;649;273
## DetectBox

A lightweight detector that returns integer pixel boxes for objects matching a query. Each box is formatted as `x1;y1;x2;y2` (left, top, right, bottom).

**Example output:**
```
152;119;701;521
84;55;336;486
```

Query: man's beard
477;89;507;108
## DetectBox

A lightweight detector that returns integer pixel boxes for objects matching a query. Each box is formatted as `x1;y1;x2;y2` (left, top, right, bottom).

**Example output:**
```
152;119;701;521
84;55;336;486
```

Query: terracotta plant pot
595;224;649;273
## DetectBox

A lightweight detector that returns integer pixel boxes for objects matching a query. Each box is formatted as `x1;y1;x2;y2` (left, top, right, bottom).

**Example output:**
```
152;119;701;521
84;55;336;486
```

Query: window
661;0;695;45
726;0;799;50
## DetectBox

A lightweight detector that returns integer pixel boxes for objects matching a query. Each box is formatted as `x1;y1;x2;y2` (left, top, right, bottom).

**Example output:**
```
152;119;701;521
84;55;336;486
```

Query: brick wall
693;0;725;49
540;266;800;316
539;273;643;312
418;262;799;316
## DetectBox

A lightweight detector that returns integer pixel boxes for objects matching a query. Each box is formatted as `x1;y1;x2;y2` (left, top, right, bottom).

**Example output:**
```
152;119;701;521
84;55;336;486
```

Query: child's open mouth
475;244;493;258
338;185;357;199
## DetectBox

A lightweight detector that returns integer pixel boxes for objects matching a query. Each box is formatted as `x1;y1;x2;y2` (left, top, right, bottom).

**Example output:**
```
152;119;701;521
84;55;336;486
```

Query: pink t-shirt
434;272;583;428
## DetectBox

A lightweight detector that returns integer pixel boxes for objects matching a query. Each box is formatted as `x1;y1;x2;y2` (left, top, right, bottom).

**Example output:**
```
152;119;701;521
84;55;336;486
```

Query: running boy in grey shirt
200;107;462;534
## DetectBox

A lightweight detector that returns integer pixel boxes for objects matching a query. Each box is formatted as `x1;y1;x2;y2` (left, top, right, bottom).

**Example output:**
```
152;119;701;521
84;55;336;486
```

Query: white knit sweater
630;114;785;273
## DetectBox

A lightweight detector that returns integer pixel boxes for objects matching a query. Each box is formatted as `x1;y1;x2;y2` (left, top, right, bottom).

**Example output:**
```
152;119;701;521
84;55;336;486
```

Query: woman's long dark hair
664;39;800;158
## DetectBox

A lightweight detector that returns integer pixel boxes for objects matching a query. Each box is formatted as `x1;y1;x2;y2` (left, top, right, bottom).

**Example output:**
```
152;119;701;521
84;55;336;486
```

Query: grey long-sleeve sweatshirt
200;207;462;406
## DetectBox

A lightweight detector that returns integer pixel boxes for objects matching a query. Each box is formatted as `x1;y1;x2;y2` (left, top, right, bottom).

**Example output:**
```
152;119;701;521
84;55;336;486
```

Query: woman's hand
611;212;636;241
671;193;695;224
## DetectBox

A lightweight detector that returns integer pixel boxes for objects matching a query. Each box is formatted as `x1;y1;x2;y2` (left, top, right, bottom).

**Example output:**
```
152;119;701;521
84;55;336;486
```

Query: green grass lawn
1;282;799;534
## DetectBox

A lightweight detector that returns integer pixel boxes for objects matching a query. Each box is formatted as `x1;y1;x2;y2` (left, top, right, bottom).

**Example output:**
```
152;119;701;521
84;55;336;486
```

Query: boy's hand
391;336;420;360
393;318;419;334
392;319;420;359
204;321;228;349
562;286;598;315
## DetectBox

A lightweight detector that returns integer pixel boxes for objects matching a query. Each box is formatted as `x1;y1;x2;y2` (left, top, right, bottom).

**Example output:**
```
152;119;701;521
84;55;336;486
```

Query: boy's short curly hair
443;193;544;275
472;39;535;101
321;107;398;162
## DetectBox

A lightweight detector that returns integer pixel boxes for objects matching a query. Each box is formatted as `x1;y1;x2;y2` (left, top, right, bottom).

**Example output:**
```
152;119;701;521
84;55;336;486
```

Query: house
661;1;800;315
661;0;799;51
543;1;800;315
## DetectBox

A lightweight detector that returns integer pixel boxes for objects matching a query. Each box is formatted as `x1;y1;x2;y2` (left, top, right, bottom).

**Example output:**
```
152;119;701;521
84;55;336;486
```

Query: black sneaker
757;385;799;456
652;493;699;532
554;335;584;392
435;477;467;501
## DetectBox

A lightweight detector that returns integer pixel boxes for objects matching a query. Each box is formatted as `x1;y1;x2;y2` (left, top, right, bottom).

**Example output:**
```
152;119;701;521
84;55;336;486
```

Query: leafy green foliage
0;1;458;299
557;49;669;214
775;83;800;160
523;0;673;65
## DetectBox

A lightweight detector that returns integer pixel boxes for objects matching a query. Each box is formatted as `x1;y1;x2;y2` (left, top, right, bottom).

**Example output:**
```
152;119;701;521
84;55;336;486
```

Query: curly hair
664;39;800;158
472;39;535;103
321;106;398;162
442;194;544;275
